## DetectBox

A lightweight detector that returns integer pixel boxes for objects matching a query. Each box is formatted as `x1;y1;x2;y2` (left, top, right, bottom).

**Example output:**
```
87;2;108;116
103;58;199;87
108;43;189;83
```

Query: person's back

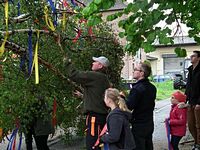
102;108;135;150
100;88;135;150
64;56;110;150
129;79;156;123
69;70;110;114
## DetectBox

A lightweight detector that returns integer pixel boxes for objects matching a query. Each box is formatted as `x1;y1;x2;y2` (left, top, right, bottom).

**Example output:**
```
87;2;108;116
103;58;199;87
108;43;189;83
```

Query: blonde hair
105;88;131;112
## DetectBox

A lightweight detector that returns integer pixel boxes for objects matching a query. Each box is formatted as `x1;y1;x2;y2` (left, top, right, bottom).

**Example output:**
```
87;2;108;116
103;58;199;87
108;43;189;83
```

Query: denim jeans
188;105;200;144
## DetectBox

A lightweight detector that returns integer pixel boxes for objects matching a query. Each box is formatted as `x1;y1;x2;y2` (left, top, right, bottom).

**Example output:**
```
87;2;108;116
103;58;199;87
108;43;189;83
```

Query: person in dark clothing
100;88;136;150
126;62;157;150
185;50;200;150
25;96;55;150
64;56;110;150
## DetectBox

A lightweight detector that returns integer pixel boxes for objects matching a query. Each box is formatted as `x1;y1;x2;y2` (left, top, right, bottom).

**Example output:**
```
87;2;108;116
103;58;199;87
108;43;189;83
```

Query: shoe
196;144;200;150
193;144;200;150
192;144;196;150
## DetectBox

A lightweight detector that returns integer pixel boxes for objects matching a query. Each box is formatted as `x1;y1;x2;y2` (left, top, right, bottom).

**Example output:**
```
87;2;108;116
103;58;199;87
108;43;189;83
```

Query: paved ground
0;99;194;150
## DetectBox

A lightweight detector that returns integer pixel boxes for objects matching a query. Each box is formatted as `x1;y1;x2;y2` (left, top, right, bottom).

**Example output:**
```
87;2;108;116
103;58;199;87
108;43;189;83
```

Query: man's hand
178;102;189;109
195;104;200;110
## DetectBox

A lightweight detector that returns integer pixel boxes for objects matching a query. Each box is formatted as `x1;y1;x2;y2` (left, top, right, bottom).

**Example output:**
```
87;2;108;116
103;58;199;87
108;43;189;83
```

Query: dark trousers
86;112;107;150
25;126;49;150
132;121;154;150
171;135;182;150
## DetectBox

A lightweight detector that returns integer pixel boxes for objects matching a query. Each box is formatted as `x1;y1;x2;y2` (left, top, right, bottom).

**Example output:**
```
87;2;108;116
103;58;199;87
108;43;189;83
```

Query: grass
152;80;176;101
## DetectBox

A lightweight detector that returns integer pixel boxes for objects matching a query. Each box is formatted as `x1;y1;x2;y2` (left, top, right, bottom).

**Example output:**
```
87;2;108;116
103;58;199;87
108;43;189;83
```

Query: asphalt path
0;99;194;150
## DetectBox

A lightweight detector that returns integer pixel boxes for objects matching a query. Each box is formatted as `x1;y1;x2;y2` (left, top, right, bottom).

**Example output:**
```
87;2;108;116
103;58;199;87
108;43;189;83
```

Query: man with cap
64;56;110;150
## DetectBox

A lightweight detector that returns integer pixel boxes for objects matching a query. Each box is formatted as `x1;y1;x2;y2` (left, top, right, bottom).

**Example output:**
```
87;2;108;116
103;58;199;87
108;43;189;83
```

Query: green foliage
0;1;124;142
174;47;187;57
81;0;200;56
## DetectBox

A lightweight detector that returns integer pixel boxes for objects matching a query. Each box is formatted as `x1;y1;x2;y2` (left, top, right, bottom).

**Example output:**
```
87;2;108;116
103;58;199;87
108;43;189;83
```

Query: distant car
153;75;172;82
173;59;191;89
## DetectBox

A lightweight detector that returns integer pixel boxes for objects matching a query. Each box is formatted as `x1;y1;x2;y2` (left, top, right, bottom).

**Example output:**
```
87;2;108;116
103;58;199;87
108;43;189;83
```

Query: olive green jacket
67;65;110;114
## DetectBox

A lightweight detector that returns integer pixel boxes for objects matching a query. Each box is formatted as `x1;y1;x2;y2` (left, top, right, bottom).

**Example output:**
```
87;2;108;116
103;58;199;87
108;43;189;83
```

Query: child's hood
109;107;132;121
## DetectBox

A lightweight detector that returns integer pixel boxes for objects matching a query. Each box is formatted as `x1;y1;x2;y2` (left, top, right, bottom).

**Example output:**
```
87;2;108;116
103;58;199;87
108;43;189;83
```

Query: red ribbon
63;0;69;7
73;29;82;43
93;124;107;149
73;19;94;43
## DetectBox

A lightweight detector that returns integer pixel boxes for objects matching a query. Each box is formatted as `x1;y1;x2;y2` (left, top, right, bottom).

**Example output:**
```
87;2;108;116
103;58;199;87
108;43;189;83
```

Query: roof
153;36;197;47
146;55;158;60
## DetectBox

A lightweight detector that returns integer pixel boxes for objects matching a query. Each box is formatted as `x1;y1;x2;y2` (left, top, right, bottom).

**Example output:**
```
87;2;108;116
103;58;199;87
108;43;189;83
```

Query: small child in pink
169;91;187;150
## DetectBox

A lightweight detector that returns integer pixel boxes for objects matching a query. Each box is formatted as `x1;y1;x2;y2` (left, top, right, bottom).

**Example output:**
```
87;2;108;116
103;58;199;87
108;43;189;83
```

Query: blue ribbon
19;54;26;70
8;0;14;4
17;0;21;16
28;30;33;77
165;119;172;150
54;14;58;26
18;132;22;150
104;143;109;150
71;0;77;7
47;0;56;14
47;0;57;26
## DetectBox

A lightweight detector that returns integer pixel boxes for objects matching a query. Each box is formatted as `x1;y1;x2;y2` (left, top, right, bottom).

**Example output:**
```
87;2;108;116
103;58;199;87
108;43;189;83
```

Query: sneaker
196;144;200;150
193;144;200;150
192;144;196;150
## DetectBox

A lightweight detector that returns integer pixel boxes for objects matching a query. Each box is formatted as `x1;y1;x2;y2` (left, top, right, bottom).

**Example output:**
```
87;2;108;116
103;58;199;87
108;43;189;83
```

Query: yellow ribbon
44;6;55;31
0;1;9;57
31;31;40;84
62;12;67;31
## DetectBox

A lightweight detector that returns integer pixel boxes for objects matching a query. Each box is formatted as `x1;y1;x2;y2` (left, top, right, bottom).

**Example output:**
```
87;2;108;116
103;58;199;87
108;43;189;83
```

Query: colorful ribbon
63;0;69;7
93;124;107;149
44;5;55;31
47;0;57;26
71;0;77;7
0;1;9;57
165;118;172;150
72;19;93;43
62;12;67;31
6;128;22;150
28;30;33;77
31;30;40;84
17;0;20;16
7;128;18;150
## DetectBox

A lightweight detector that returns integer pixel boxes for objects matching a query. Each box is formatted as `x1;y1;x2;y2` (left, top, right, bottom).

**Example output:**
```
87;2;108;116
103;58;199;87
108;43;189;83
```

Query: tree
0;0;124;142
81;0;200;57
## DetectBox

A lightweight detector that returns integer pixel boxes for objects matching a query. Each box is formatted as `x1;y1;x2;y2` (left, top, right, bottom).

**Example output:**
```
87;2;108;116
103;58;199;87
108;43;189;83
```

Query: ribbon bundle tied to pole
7;119;22;150
27;30;33;77
44;5;56;31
